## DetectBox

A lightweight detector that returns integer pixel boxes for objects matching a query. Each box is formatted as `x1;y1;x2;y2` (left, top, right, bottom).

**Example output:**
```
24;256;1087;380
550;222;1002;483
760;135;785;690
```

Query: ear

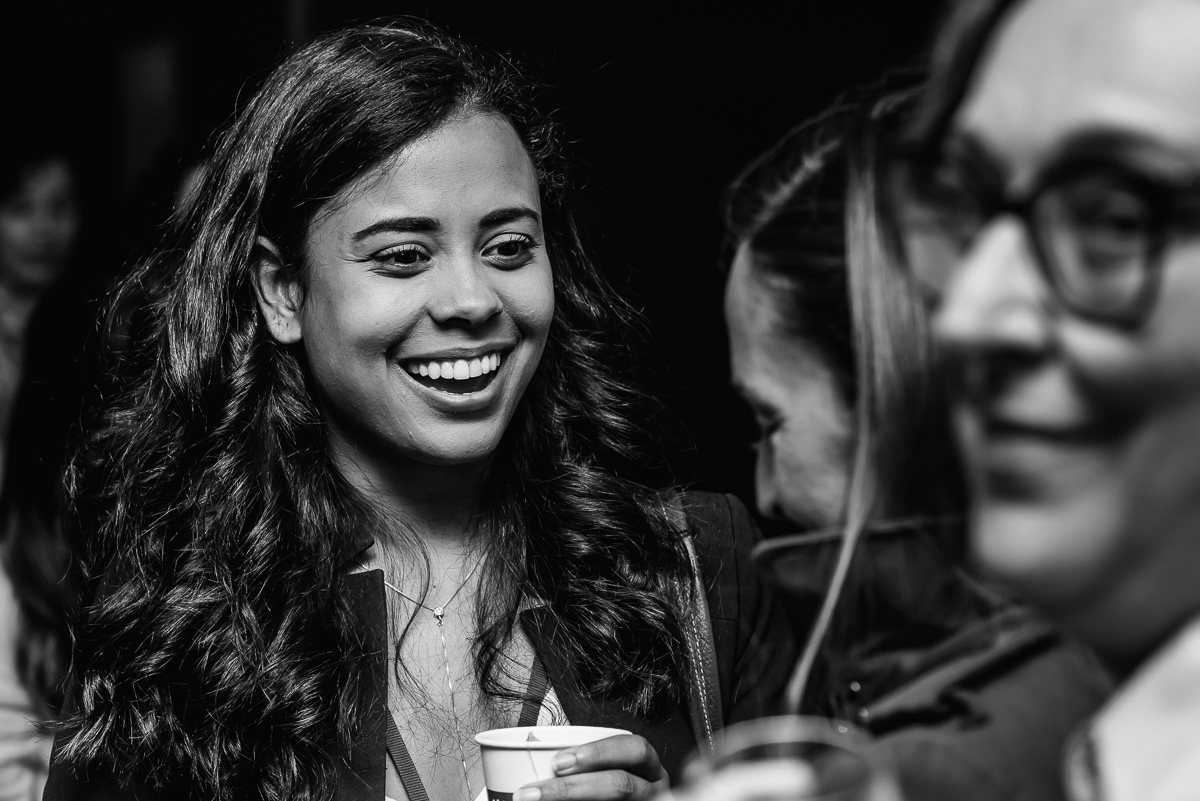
254;236;304;344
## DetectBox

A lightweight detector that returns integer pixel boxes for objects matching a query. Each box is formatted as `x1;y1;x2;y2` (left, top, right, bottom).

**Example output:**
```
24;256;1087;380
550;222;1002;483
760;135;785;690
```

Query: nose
428;255;504;328
934;218;1053;371
31;206;73;243
754;446;786;522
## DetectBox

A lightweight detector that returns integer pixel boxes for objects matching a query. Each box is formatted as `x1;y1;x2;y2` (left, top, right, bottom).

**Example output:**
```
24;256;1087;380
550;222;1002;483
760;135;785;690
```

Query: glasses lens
1035;174;1154;316
891;158;986;299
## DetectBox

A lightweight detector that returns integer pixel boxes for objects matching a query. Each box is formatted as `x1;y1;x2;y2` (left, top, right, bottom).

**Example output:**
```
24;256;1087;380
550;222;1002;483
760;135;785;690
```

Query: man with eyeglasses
892;0;1200;798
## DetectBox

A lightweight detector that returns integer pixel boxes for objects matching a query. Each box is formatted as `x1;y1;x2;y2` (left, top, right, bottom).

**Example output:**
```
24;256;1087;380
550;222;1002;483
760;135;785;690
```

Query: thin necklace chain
383;555;483;800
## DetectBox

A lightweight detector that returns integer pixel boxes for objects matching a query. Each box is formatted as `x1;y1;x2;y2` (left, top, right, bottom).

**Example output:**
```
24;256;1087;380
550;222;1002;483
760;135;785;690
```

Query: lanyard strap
517;654;550;727
385;655;552;801
386;711;430;801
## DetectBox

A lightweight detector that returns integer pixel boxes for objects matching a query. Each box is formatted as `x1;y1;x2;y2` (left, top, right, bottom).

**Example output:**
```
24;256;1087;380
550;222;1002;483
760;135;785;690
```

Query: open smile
402;351;504;395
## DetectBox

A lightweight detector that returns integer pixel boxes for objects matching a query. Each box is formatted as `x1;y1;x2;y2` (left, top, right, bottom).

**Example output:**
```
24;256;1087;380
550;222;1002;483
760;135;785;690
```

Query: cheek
504;264;555;339
1123;395;1200;555
771;426;851;529
0;216;25;250
300;280;413;368
54;212;81;248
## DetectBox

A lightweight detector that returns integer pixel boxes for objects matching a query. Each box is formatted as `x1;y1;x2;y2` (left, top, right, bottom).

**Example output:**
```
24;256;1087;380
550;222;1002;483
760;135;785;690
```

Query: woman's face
0;157;79;291
725;244;855;529
926;0;1200;659
261;112;554;481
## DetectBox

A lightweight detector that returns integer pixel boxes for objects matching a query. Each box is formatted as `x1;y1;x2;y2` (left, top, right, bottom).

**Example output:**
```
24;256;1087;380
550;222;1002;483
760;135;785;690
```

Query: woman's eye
373;245;430;272
1085;195;1149;233
1066;190;1155;261
754;415;783;439
484;234;538;268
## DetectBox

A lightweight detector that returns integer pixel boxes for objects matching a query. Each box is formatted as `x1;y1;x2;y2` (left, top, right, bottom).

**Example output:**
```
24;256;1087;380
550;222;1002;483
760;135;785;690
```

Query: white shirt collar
1067;614;1200;801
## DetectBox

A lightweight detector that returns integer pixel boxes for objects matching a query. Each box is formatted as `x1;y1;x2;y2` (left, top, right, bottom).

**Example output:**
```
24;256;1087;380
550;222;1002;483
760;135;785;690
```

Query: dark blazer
43;492;795;800
861;610;1112;801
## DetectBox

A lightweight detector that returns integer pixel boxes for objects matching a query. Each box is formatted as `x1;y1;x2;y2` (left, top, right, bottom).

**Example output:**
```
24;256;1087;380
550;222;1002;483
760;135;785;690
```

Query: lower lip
401;358;508;412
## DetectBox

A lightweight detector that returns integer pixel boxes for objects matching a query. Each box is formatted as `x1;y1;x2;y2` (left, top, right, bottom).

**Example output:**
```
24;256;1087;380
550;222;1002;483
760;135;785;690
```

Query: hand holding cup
477;726;668;801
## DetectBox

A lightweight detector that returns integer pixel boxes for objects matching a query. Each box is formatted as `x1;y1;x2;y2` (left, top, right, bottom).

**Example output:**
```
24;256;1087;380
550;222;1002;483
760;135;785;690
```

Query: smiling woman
43;18;792;801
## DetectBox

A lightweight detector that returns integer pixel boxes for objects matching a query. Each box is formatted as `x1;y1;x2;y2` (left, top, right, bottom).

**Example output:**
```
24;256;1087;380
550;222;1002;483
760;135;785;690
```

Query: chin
970;491;1128;615
411;426;508;467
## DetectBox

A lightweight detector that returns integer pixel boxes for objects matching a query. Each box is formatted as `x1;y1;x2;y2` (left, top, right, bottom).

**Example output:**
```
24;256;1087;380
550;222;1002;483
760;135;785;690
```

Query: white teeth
405;351;505;381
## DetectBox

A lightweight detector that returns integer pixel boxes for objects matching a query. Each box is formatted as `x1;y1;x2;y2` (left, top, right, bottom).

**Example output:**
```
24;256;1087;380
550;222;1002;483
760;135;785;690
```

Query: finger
675;761;817;801
551;735;665;781
519;769;658;801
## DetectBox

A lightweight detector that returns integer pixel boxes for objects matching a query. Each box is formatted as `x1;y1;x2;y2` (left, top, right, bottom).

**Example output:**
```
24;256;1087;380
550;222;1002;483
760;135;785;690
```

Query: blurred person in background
0;127;88;800
891;0;1200;797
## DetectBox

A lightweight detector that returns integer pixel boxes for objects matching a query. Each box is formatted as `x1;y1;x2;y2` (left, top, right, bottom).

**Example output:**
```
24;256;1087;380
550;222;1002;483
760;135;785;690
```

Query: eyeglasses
890;138;1200;327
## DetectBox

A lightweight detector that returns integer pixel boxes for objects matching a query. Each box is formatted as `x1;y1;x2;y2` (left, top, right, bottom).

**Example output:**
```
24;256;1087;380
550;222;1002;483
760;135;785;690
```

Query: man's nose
934;217;1053;364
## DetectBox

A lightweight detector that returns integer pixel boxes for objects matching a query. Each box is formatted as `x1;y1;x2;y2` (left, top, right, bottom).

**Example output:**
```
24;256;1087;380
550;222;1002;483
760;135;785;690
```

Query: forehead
726;246;817;380
7;158;73;200
323;113;538;220
957;0;1200;176
726;245;783;350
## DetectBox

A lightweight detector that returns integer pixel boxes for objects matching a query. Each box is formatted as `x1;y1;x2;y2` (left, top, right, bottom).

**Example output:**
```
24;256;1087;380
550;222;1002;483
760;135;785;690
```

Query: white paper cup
475;725;631;800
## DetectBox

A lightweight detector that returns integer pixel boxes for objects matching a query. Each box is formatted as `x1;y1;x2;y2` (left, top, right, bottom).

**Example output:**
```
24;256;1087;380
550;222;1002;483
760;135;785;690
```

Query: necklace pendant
434;607;445;621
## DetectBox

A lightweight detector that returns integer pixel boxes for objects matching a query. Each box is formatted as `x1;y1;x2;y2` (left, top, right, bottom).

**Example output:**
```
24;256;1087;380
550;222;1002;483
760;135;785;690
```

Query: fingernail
552;751;577;773
517;789;541;801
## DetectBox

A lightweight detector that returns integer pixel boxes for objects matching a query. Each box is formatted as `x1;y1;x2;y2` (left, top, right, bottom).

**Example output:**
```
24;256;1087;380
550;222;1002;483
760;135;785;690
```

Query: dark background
7;1;943;515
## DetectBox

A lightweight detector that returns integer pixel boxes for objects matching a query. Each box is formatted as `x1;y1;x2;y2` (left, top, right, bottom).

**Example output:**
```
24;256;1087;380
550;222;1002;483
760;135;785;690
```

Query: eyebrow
1043;128;1200;184
351;216;440;243
948;125;1200;188
479;205;541;228
350;206;541;244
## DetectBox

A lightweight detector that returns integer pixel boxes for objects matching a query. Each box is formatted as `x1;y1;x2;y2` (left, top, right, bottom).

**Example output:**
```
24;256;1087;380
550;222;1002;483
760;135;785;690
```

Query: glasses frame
891;148;1180;329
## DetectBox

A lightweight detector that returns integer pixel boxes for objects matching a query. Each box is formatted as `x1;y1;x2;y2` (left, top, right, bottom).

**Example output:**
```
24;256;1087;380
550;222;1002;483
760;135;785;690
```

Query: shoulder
669;491;763;611
861;608;1111;730
670;491;796;720
672;491;759;568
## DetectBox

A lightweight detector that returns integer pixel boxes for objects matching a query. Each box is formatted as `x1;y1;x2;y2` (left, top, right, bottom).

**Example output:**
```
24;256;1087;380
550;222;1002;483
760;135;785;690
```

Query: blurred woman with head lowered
723;88;992;708
891;0;1200;796
43;19;793;801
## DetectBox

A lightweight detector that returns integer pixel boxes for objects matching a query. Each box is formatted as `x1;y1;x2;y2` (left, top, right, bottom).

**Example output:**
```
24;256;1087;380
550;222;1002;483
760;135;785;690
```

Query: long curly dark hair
56;20;691;800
